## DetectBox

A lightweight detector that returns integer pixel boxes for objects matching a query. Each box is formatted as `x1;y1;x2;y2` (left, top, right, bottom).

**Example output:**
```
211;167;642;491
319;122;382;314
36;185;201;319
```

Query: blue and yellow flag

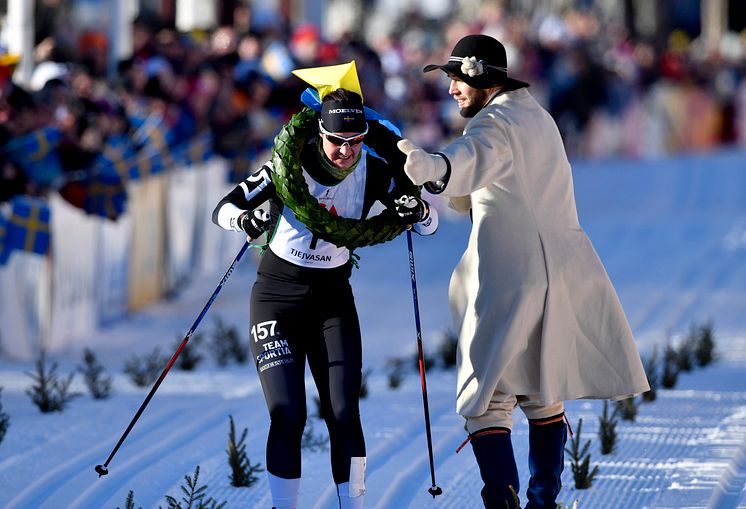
84;171;127;220
125;110;176;180
57;170;126;221
176;132;214;167
2;127;63;186
73;137;130;220
131;113;176;150
97;135;137;181
128;148;167;180
4;196;51;258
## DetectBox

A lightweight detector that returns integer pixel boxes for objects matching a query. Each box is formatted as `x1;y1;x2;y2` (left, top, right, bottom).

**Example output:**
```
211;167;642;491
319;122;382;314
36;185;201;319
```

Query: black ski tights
250;263;365;484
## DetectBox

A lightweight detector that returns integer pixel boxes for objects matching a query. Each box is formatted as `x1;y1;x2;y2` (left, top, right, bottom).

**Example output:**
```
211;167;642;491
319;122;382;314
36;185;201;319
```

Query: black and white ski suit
212;125;437;489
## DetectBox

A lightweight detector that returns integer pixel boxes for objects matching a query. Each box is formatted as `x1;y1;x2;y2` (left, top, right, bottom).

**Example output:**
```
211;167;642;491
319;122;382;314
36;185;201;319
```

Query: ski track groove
561;395;746;509
72;401;238;509
0;397;183;477
4;398;230;509
671;248;746;332
160;409;274;509
669;245;744;329
705;407;746;509
311;388;456;509
1;398;195;509
3;372;746;508
631;235;721;333
373;409;476;509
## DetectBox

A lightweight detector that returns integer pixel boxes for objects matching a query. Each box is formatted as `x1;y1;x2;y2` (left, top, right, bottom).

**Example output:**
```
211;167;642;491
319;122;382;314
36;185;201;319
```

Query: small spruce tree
694;321;717;367
161;465;226;509
437;329;458;369
413;349;435;372
614;396;638;422
565;418;599;489
0;387;9;446
301;420;329;452
226;415;264;487
662;340;679;389
641;346;659;402
123;347;169;387
676;328;697;373
506;485;522;508
117;490;142;509
386;357;406;389
598;400;618;455
311;395;327;420
210;317;248;366
359;368;372;399
78;348;113;399
26;352;80;412
176;332;204;371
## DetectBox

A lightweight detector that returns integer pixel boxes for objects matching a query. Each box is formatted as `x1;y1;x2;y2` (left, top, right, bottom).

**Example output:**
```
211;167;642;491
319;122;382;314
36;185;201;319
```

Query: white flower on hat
460;56;484;77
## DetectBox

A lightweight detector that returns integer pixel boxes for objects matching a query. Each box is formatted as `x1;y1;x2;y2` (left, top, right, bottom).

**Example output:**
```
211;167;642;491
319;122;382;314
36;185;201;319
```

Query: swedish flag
2;127;63;186
98;135;137;181
128;147;166;180
84;171;127;220
4;196;51;258
131;113;176;150
69;137;130;220
146;122;173;150
184;132;214;166
165;132;213;168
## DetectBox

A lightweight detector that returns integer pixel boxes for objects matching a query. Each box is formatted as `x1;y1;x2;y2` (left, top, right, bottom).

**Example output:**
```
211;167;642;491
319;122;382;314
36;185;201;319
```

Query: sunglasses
319;121;368;146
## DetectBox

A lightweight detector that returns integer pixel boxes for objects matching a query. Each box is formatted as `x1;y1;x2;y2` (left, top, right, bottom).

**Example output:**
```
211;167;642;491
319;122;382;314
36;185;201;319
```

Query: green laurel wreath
270;106;418;248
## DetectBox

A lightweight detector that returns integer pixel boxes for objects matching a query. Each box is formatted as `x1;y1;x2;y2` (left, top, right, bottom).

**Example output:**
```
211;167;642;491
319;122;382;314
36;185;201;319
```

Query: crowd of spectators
1;0;746;207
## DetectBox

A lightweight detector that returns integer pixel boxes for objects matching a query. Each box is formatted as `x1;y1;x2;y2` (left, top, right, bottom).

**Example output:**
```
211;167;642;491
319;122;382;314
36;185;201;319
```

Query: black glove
239;209;270;239
394;195;429;224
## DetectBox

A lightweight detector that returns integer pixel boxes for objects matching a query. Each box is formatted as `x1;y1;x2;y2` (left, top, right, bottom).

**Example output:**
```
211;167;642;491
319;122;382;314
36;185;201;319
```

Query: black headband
320;98;366;134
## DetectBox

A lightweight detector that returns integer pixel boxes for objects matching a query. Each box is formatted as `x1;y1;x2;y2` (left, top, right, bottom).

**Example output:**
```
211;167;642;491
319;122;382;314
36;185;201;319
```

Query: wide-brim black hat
423;34;529;90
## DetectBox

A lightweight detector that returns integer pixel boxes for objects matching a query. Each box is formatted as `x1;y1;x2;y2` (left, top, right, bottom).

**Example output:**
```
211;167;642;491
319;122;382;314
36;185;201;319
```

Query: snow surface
2;149;746;509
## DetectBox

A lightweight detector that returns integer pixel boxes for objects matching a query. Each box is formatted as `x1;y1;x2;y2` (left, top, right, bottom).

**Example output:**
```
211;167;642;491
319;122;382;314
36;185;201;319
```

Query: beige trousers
465;393;564;433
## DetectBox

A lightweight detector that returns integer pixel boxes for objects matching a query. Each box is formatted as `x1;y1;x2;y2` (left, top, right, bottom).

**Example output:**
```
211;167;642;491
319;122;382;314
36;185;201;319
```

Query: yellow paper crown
292;61;363;102
0;53;21;68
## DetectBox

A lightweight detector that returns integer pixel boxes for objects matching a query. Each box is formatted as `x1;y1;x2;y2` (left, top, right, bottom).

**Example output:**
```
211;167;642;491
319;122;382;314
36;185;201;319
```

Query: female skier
212;63;437;509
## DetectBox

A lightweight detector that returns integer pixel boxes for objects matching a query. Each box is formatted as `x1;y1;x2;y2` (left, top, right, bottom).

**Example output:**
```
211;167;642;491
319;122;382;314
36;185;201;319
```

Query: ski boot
526;413;567;509
470;427;520;508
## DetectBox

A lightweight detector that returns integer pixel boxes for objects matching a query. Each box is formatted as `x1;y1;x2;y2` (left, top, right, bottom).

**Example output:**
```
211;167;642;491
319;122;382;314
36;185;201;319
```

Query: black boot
526;414;567;509
470;427;520;509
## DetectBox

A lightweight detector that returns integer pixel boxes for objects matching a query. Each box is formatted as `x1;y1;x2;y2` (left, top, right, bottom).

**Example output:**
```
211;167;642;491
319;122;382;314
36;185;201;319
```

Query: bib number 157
251;320;278;342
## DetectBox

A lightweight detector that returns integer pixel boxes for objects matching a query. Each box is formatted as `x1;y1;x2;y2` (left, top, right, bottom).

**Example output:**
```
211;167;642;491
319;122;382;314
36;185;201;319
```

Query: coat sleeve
368;154;440;237
437;111;515;197
212;163;276;231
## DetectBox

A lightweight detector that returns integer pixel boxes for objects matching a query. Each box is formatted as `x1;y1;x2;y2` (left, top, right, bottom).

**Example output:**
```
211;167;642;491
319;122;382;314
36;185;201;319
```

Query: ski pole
95;240;250;477
405;229;443;498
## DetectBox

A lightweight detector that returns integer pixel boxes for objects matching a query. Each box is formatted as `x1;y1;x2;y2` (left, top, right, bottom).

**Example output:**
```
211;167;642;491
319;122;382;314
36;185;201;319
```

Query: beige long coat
437;88;649;418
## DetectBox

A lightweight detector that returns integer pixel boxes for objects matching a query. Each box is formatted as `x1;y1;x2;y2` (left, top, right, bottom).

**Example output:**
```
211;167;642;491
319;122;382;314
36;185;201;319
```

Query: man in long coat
398;34;650;509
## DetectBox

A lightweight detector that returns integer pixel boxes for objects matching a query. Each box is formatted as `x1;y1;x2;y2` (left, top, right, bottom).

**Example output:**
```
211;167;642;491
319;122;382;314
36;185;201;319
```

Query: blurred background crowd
1;0;746;357
1;0;746;207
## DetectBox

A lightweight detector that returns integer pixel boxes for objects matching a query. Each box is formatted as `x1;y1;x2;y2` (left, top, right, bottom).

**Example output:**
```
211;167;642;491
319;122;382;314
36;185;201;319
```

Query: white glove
397;139;447;186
